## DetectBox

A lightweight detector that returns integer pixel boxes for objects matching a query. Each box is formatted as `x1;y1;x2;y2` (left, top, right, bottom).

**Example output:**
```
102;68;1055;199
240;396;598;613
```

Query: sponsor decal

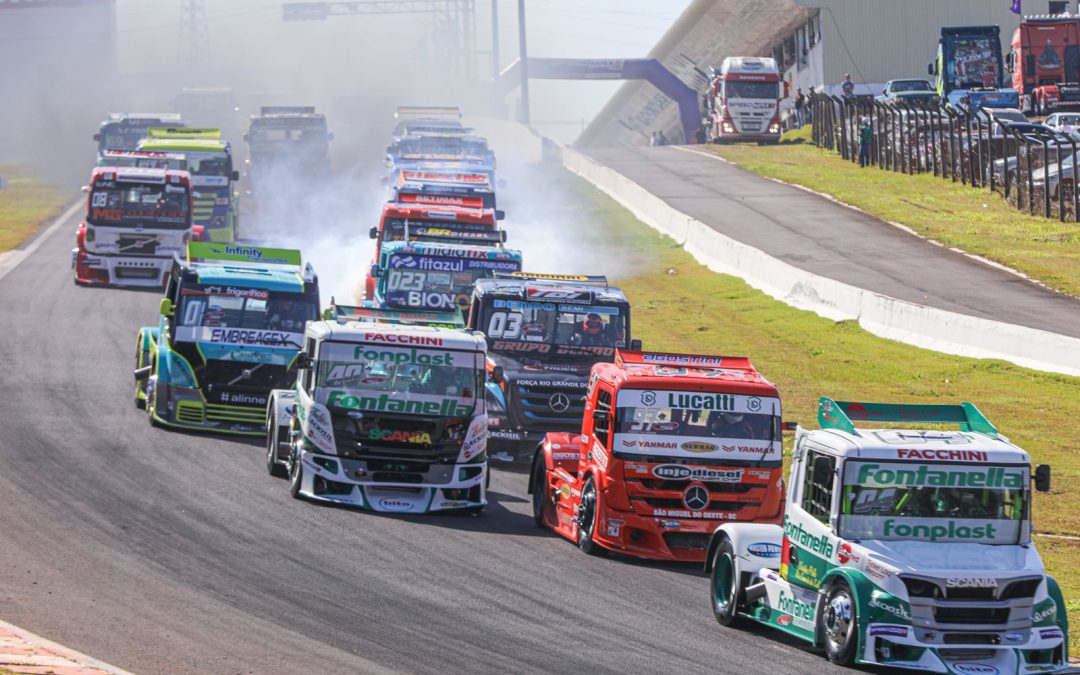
856;463;1024;489
640;353;724;366
352;345;455;366
441;500;469;508
681;441;718;453
837;542;858;565
1033;603;1056;624
652;464;744;482
620;438;677;450
362;332;445;346
552;452;578;461
783;515;835;558
666;392;737;410
367;428;432;444
748;470;771;479
747;542;781;558
869;625;909;637
896;448;989;462
215;391;267;406
378;498;414;512
327;390;472;417
640;390;657;405
207;328;302;348
591;441;609;470
512;379;588;388
864;559;893;581
776;589;816;629
868;596;911;621
558;483;571;499
652;509;737;520
776;614;792;626
952;665;1000;675
526;287;590;301
882;519;998;541
946;577;999;589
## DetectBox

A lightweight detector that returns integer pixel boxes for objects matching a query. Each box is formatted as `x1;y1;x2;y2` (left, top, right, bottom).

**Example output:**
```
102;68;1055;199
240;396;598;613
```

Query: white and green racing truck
705;397;1068;674
265;317;489;514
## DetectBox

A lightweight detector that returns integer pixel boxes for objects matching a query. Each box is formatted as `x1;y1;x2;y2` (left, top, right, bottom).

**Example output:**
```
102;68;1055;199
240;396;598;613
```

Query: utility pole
490;0;500;79
179;0;209;69
517;0;529;124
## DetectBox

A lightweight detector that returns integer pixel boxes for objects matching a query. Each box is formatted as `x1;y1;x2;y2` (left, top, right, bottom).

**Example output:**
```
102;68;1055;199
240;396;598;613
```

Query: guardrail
809;92;1080;222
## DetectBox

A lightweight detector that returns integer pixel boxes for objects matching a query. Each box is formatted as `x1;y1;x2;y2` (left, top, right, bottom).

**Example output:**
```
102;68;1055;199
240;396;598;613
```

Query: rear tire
710;538;745;627
821;580;858;666
530;451;549;527
576;476;604;556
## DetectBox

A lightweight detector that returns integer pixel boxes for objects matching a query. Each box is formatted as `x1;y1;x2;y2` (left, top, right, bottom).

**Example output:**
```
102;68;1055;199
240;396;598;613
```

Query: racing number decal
183;300;205;326
91;192;108;208
487;311;524;339
387;270;424;292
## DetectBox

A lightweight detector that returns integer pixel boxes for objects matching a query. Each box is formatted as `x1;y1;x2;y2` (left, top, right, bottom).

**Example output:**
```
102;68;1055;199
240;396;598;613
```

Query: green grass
0;165;68;253
541;159;1080;651
706;126;1080;299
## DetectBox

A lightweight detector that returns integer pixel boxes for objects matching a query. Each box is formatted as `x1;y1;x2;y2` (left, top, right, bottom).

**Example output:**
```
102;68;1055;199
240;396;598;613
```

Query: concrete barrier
561;147;1080;377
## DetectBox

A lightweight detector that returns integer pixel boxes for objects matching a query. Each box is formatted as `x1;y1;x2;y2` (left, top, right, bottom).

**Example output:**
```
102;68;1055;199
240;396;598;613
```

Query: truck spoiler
325;301;465;329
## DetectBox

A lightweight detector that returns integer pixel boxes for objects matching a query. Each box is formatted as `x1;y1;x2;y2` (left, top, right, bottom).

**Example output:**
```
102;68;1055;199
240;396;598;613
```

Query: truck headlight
769;123;781;133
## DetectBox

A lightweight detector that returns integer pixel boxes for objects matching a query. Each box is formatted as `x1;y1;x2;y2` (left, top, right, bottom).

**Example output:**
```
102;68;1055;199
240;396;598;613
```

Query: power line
0;5;277;43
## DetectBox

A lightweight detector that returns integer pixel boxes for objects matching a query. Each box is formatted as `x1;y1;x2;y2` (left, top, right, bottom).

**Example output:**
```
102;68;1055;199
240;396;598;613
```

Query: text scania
856;463;1024;489
882;519;997;541
667;392;736;410
327;391;471;416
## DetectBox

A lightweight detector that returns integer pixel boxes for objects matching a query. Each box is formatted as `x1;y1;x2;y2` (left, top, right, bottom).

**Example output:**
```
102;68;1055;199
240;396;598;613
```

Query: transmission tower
179;0;210;68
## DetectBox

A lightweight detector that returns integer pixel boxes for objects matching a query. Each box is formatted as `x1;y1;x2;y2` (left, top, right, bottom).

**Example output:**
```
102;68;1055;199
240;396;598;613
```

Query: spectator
794;87;806;128
657;130;669;146
649;131;659;147
695;124;707;144
842;73;855;98
858;116;872;167
806;86;815;123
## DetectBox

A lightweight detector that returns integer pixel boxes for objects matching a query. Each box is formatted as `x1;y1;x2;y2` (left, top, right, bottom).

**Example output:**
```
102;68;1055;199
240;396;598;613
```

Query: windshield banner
389;255;520;272
841;515;1022;543
617;390;779;414
612;433;779;461
848;462;1027;490
176;326;304;349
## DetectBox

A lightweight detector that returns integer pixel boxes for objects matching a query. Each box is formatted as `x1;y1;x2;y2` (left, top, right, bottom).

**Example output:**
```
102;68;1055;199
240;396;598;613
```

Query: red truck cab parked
1008;15;1080;116
528;350;785;562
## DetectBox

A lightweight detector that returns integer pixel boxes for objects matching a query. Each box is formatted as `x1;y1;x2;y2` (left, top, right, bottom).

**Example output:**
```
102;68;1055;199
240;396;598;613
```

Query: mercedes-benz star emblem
683;485;710;511
548;392;571;413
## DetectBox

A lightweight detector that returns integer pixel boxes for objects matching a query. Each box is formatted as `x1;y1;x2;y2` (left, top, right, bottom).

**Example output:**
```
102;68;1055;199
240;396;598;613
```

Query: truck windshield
99;123;155;153
382;252;521;310
175;286;317;347
613;389;782;463
726;81;779;99
892;80;932;92
838;461;1028;545
89;182;189;229
948;37;1000;88
184;151;231;178
249;122;327;147
380;218;497;245
315;341;480;416
481;298;628;359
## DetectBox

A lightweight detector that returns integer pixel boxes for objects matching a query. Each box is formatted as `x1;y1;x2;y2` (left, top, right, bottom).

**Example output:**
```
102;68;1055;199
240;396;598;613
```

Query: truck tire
265;420;288;478
576;476;604;556
821;580;858;666
288;449;305;500
710;537;744;627
133;337;148;410
530;451;549;527
145;378;160;428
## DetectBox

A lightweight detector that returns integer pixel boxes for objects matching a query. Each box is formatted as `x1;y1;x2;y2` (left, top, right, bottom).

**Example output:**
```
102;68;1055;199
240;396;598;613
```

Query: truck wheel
145;379;160;428
133;338;147;410
576;476;604;556
530;451;549;527
265;421;288;478
288;449;305;500
821;580;858;666
710;537;744;627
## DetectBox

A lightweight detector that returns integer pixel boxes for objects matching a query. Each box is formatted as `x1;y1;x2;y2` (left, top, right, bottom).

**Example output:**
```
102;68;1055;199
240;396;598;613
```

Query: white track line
0;198;81;283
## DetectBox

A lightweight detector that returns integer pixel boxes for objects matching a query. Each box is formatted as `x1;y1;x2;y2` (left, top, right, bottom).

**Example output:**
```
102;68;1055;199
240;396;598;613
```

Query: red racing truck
1008;14;1080;116
528;350;786;561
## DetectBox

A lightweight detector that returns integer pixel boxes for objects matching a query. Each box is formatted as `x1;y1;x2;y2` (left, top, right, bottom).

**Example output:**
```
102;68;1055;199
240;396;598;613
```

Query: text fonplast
353;346;456;366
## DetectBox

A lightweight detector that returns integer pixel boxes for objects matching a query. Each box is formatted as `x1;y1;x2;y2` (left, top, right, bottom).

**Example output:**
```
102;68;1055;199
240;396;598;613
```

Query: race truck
1007;15;1080;116
704;397;1069;674
527;350;785;561
93;113;183;162
369;240;523;312
365;201;506;299
264;320;489;514
100;150;188;170
929;25;1021;109
389;169;499;211
244;106;332;199
72;166;194;287
391;105;468;140
704;57;787;144
467;273;637;465
324;301;465;329
133;242;320;435
139;128;240;242
386;134;496;174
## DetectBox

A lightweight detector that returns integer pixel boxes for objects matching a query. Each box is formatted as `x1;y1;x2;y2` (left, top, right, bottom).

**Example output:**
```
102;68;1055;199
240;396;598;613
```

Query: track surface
0;167;864;673
590;146;1080;338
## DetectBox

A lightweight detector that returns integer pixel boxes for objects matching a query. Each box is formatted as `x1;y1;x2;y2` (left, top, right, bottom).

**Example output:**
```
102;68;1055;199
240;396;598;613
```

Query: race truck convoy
389;170;499;210
72;166;194;287
930;25;1021;109
139;127;240;242
704;397;1069;673
244;106;332;198
1007;15;1080;116
93;113;183;161
324;301;466;330
134;242;320;435
528;350;785;561
704;56;786;144
391;105;468;140
468;273;635;465
265;319;489;514
369;240;523;312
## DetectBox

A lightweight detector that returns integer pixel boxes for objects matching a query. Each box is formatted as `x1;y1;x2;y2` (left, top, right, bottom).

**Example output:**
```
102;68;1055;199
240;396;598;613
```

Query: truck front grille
511;382;585;428
934;606;1010;625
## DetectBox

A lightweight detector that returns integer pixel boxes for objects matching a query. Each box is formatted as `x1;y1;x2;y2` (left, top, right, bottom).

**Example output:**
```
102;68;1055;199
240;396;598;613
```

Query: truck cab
705;56;786;144
73;166;193;287
391;105;467;140
93;113;183;162
930;25;1020;109
134;242;320;435
265;319;489;514
1007;16;1080;116
390;170;500;211
469;274;636;465
244;106;332;199
370;240;523;312
528;350;785;561
704;397;1068;673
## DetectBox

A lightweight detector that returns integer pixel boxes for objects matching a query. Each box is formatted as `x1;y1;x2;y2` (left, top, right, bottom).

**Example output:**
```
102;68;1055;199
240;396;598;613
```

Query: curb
560;146;1080;378
0;619;132;675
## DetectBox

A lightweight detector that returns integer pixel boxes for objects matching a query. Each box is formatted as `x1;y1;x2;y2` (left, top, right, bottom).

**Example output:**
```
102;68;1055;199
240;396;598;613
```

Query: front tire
288;449;305;500
710;538;744;626
530;450;549;527
133;338;148;410
576;476;604;556
266;421;288;478
821;581;858;666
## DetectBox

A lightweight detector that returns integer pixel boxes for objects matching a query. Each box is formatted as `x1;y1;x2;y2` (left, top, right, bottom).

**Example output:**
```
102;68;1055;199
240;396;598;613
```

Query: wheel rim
578;482;596;538
713;552;735;611
824;588;854;650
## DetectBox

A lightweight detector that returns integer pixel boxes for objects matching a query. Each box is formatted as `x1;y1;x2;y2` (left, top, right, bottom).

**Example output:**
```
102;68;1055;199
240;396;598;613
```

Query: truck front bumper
149;382;266;435
587;505;724;562
72;250;170;288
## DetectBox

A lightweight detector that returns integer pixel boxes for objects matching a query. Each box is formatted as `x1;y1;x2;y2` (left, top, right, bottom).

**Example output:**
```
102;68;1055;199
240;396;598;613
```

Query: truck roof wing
396;105;461;119
186;242;314;281
940;25;1000;37
259;106;316;115
817;396;998;438
495;272;608;286
615;349;754;370
325;302;465;328
148;127;222;139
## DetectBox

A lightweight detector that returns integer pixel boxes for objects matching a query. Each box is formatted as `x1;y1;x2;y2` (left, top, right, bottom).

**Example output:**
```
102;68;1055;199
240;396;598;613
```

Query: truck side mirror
231;170;240;181
495;209;506;221
369;226;378;239
490;365;504;383
1034;464;1051;492
81;185;90;193
288;351;314;373
159;298;174;316
93;133;101;142
630;338;642;350
812;455;832;487
370;264;381;279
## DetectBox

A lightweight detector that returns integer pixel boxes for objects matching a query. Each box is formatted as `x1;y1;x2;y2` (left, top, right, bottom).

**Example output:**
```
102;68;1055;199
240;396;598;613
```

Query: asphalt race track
0;174;864;673
591;146;1080;338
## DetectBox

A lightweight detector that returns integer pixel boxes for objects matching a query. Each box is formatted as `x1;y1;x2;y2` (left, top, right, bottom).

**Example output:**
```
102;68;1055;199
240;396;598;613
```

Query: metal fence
809;92;1080;222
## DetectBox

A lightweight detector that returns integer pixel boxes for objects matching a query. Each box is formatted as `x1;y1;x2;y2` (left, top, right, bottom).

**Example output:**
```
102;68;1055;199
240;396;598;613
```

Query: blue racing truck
134;242;320;435
929;25;1020;109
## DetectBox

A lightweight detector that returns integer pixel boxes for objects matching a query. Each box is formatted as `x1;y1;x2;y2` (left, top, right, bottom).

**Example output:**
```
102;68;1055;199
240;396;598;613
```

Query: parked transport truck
930;25;1021;109
705;57;786;144
1007;15;1080;116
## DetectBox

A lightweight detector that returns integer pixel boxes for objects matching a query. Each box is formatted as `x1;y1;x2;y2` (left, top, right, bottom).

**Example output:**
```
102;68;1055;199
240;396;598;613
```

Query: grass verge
0;165;68;253
706;126;1080;299
538;159;1080;651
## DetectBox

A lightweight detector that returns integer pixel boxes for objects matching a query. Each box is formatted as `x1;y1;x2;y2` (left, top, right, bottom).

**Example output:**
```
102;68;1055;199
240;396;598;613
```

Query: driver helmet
582;312;604;335
722;412;744;424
